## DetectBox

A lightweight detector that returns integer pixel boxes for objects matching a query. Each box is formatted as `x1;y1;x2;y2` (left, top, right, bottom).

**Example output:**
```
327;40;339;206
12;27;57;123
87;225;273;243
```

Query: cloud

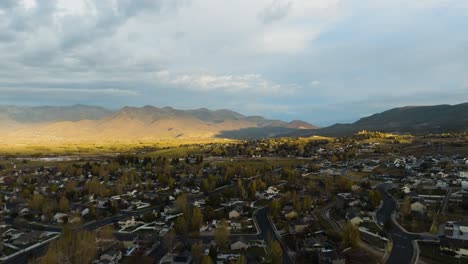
0;0;467;125
0;87;138;96
258;0;293;24
155;70;298;95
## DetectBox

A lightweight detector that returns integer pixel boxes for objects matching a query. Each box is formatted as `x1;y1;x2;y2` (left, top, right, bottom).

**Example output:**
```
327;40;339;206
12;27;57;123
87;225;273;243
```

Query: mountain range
286;102;468;138
0;105;317;144
0;102;466;144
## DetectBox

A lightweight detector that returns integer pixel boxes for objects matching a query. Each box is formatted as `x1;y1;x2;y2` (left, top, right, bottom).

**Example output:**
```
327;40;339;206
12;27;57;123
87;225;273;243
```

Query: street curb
411;240;420;264
265;213;296;264
384;186;423;264
252;206;265;236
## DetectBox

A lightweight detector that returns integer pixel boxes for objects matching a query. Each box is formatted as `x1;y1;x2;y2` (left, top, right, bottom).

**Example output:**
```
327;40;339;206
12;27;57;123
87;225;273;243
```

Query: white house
460;171;468;178
266;186;279;195
350;216;364;226
410;201;427;215
436;181;449;188
401;186;411;194
53;213;68;223
445;221;468;241
229;209;241;219
231;241;249;251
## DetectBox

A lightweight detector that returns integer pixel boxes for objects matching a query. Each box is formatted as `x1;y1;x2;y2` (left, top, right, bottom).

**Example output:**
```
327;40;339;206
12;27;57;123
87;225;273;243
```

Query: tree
270;200;280;217
191;207;204;231
369;189;382;209
293;197;302;213
98;225;114;241
401;196;412;219
342;222;360;248
201;256;214;264
168;177;175;189
303;195;313;211
191;241;204;264
236;255;247;264
175;194;187;213
39;228;97;264
175;216;187;235
214;219;230;248
164;230;176;255
29;193;45;210
248;181;257;200
143;211;157;223
268;240;282;264
59;196;69;212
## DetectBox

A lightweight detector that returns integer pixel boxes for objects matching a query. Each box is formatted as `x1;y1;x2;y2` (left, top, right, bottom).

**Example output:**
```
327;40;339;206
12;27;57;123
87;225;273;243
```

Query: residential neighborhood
0;132;467;263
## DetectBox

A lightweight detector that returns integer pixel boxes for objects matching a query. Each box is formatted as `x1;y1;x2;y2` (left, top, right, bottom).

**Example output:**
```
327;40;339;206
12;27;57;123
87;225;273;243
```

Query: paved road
254;207;294;264
439;188;452;215
376;184;420;264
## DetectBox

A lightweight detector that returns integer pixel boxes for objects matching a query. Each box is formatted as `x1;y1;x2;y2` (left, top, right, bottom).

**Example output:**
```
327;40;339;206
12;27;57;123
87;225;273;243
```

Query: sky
0;0;467;126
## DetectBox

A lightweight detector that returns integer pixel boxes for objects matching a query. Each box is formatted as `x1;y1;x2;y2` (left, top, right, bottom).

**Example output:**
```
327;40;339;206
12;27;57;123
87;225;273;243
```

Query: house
230;221;242;231
172;251;192;264
13;231;46;246
289;219;309;233
460;171;468;178
410;201;427;215
349;216;364;226
100;249;122;264
336;193;354;210
284;210;298;220
303;238;323;252
266;186;279;195
401;186;411;194
318;249;346;264
54;213;68;223
69;216;82;225
118;217;139;229
194;200;206;208
445;221;468;240
231;240;249;251
229;208;242;219
440;237;468;258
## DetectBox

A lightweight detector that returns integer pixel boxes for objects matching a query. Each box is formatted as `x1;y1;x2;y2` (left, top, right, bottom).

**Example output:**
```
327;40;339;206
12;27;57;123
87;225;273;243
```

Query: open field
0;138;235;156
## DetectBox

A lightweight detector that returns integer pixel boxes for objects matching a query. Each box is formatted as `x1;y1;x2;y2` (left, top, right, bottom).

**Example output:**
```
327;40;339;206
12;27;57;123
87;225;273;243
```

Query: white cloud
0;87;138;95
155;70;298;94
310;80;320;86
258;0;293;24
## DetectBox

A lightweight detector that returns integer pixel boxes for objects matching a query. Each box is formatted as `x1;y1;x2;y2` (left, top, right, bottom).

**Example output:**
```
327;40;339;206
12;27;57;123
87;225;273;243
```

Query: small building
318;248;346;264
54;213;68;223
289;219;309;234
445;220;468;240
100;249;122;264
231;241;249;251
349;216;364;226
440;237;468;258
410;201;427;215
229;209;242;219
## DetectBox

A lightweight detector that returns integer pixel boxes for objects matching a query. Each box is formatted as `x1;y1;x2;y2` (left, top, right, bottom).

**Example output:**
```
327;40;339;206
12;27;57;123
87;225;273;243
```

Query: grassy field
0;138;234;157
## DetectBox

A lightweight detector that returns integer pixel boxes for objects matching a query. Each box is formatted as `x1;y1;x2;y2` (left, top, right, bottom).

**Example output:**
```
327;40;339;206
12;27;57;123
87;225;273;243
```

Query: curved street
376;184;421;264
